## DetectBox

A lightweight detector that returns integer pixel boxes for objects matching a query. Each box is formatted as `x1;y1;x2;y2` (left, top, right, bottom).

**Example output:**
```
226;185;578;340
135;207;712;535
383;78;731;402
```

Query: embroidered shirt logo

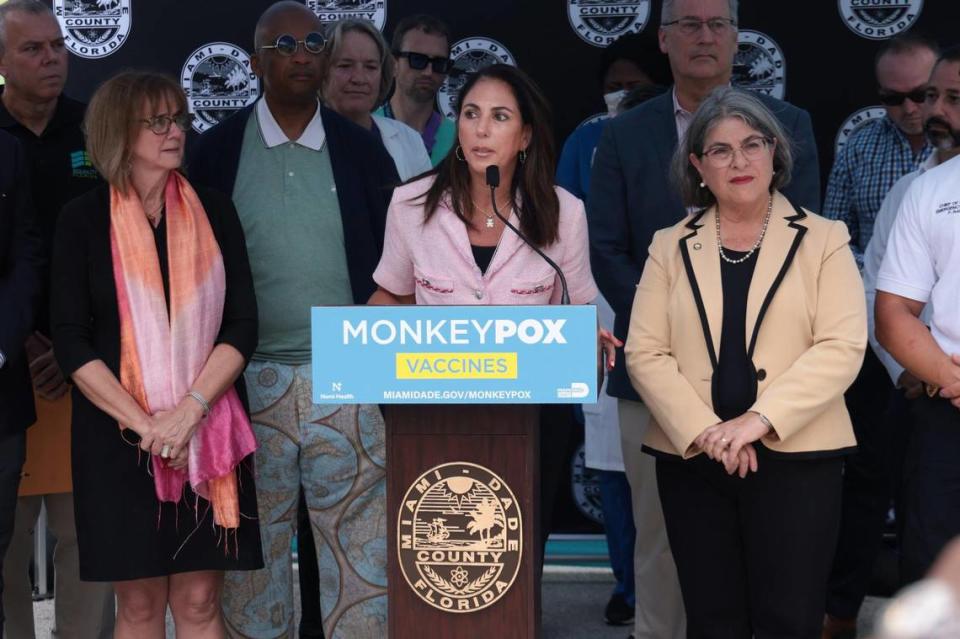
935;201;960;215
70;150;98;179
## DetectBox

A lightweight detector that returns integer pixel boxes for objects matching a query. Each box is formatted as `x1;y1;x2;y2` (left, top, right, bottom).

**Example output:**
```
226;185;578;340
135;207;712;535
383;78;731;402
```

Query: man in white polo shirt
876;130;960;583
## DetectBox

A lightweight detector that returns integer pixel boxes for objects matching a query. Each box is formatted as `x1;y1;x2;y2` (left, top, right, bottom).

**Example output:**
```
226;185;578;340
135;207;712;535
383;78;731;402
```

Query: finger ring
160;444;171;459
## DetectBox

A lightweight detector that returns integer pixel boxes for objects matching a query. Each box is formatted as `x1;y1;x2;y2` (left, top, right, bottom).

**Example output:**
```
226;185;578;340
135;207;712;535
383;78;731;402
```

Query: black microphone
485;165;570;304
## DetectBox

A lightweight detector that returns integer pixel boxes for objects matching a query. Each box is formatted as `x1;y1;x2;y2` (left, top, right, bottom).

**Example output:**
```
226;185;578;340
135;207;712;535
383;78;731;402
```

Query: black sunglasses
260;32;326;56
395;51;453;74
878;88;927;106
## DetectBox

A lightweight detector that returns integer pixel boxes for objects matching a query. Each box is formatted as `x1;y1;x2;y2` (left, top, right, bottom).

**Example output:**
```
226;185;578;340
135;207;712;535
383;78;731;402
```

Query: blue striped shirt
823;116;933;267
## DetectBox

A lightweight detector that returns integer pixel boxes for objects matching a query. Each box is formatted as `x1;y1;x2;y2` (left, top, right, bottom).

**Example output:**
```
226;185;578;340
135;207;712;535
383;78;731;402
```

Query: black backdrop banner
54;0;960;187
49;0;959;534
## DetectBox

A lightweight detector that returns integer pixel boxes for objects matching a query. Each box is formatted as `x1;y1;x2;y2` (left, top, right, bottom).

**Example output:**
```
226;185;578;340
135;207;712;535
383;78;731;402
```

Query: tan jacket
625;192;866;458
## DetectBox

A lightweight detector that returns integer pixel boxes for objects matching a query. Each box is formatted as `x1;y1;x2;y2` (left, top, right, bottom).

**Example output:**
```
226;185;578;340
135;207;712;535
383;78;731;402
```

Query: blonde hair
84;71;187;193
321;19;395;106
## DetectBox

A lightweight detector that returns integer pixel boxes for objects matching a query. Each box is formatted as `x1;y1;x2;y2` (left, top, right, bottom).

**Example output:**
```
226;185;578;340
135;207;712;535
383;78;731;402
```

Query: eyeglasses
700;136;772;168
140;113;191;136
395;51;453;74
259;32;326;56
662;17;736;36
878;88;927;106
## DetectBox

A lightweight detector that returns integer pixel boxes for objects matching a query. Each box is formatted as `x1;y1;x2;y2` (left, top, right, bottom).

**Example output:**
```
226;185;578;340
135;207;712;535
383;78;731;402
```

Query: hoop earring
519;149;527;165
455;145;466;162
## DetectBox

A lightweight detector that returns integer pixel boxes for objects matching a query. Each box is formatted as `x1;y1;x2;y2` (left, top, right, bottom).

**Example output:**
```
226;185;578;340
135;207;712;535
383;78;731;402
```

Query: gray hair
0;0;56;57
671;86;793;209
320;19;395;106
661;0;739;24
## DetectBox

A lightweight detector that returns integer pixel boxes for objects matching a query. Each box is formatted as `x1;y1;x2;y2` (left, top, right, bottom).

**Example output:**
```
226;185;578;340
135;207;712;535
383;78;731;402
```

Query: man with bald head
189;2;398;636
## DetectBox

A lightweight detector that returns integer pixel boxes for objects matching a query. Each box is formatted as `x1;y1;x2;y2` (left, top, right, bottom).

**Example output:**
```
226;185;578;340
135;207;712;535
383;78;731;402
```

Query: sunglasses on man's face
260;32;326;56
878;88;927;106
395;51;453;74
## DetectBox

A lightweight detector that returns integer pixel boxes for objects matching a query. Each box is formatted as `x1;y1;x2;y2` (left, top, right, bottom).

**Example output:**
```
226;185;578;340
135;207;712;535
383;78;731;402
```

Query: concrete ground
31;565;886;638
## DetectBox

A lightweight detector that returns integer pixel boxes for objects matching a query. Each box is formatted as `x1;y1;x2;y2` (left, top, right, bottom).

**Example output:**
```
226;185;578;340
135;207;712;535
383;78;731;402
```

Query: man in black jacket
188;3;398;637
0;128;43;637
0;2;113;636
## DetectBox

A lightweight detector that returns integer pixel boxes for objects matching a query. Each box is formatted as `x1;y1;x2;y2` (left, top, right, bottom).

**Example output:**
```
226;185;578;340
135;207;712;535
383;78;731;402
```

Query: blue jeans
599;469;635;606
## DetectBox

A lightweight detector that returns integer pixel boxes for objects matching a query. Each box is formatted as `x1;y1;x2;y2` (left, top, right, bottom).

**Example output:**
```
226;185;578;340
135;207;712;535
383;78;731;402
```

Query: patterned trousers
223;361;387;638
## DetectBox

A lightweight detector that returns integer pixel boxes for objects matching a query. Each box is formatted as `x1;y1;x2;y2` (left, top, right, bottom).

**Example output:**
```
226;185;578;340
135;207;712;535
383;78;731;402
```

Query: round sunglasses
260;32;326;56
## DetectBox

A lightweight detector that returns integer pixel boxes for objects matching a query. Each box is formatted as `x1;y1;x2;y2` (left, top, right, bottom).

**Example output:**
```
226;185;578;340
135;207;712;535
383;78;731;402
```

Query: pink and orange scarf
110;172;257;529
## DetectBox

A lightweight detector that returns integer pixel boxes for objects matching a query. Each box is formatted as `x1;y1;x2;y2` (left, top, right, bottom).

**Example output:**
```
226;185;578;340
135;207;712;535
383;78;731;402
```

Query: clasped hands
693;411;772;478
130;399;204;471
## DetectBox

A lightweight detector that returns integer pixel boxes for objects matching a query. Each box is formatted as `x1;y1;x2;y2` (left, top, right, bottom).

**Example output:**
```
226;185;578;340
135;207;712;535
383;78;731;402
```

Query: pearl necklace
716;196;773;264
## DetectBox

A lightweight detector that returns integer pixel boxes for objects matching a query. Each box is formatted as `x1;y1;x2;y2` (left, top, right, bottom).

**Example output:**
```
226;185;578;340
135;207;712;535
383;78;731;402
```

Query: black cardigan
186;103;400;305
50;183;258;427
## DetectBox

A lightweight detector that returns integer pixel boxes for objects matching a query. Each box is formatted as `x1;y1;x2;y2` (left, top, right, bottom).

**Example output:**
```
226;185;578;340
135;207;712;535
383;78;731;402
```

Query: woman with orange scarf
50;71;262;638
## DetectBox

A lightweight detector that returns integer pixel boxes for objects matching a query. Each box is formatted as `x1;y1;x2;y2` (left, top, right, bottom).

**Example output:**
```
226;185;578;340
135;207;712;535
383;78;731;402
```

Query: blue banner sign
311;305;598;404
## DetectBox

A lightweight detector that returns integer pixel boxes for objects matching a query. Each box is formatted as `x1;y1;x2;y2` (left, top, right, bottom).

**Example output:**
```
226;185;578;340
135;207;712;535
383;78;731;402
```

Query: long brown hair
416;64;560;247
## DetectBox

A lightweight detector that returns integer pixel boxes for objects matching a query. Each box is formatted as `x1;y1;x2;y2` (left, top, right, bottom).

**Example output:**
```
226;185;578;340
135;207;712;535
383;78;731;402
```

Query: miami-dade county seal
437;38;517;120
834;106;887;155
181;43;260;134
566;0;652;47
53;0;130;60
398;462;522;613
571;444;604;525
732;30;786;100
838;0;924;40
306;0;387;31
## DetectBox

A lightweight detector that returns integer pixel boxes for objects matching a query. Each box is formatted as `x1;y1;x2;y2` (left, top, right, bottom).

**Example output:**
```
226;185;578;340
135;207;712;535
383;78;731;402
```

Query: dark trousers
826;349;899;619
598;469;636;605
656;449;843;639
539;405;578;562
900;395;960;584
296;490;324;639
0;431;26;638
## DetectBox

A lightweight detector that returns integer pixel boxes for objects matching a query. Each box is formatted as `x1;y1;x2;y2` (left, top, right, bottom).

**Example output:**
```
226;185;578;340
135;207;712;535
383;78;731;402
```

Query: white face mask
603;89;628;116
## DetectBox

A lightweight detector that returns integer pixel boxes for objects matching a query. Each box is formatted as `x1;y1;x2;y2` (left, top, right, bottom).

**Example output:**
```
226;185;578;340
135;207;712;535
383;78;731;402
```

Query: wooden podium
386;404;541;638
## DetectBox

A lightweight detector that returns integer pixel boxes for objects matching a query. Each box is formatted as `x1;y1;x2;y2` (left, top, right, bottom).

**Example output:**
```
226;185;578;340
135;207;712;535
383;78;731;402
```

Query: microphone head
486;165;500;188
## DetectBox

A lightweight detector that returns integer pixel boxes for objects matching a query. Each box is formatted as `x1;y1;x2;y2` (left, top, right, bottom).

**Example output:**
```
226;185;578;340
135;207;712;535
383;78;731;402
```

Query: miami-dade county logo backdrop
566;0;652;47
311;305;598;404
437;38;517;120
838;0;923;40
732;30;786;100
54;0;131;59
834;106;886;155
181;43;260;134
306;0;387;31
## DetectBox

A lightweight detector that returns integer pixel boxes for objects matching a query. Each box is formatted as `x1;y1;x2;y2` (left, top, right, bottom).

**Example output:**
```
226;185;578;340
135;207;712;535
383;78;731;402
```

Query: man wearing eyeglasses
375;14;456;166
0;2;114;638
821;31;939;639
588;2;821;638
187;2;398;637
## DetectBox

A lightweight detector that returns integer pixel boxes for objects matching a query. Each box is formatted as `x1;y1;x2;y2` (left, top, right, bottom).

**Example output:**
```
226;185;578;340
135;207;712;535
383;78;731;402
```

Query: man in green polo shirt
189;3;398;638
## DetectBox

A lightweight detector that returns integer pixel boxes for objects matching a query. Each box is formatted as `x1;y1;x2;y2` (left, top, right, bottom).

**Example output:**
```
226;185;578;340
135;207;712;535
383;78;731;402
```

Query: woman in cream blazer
625;88;866;638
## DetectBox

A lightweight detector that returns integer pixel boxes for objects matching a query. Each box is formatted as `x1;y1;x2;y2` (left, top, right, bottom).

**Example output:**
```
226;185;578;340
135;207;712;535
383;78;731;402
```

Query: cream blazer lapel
678;207;723;369
745;192;809;357
679;192;809;372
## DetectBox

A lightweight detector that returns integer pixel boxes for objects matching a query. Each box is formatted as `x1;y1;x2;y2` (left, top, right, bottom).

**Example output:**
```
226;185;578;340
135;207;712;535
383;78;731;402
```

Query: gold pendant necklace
471;197;511;229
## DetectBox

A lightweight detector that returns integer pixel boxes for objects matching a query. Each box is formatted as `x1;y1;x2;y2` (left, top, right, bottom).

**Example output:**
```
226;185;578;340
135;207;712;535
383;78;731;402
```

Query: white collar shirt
255;97;326;150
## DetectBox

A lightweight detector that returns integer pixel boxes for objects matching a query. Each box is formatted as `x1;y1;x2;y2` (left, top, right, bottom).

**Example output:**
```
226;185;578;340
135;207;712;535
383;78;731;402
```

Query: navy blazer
588;89;821;401
186;103;399;305
0;131;44;435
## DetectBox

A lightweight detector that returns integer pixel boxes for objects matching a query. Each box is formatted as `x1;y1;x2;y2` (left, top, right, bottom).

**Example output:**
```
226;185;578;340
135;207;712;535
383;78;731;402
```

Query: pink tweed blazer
374;176;598;306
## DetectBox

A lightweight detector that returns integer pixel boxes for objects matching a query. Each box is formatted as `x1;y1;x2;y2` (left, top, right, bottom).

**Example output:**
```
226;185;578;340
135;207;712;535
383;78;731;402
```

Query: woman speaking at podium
369;63;618;554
